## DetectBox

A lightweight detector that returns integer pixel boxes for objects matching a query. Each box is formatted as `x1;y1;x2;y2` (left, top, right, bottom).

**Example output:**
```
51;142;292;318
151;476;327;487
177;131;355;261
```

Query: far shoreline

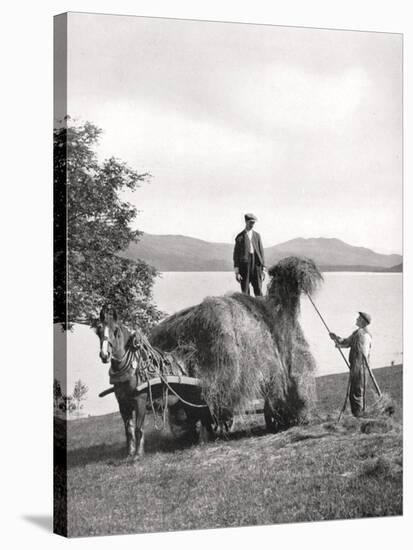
156;267;402;273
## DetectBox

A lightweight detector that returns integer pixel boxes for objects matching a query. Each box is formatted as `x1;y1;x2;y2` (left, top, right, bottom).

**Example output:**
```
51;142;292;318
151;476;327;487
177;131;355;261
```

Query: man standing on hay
329;312;372;417
233;213;266;296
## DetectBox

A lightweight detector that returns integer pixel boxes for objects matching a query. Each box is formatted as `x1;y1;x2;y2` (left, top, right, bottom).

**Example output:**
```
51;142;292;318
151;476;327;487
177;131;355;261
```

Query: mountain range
123;234;402;272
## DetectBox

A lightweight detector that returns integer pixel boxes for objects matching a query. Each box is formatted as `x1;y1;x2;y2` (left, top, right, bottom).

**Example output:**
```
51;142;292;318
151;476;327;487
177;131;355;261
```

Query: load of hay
150;256;323;430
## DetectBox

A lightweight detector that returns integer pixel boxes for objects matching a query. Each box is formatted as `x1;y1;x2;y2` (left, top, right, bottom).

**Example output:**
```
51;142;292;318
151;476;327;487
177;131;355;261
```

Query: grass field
55;365;403;537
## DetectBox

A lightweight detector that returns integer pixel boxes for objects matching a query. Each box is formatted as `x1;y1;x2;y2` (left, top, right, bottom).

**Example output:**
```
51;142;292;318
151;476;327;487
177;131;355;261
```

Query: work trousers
238;253;263;297
349;361;366;417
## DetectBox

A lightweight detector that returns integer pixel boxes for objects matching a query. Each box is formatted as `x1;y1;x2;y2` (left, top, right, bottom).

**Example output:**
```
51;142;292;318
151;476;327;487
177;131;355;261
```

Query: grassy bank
57;365;402;537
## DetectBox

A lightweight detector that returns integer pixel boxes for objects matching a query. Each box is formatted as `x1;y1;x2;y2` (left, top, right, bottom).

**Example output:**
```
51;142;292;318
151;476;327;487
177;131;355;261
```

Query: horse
96;306;215;460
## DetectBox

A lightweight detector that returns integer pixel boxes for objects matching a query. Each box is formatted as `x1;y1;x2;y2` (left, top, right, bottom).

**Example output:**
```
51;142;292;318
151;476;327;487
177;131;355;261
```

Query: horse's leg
198;420;209;444
119;405;136;458
222;410;234;434
134;394;147;459
121;411;129;452
181;406;201;443
264;399;277;433
199;408;215;444
115;385;136;458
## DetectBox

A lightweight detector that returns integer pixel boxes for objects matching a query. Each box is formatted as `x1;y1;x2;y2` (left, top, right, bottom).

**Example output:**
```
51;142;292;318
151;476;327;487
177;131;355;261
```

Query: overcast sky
67;13;402;254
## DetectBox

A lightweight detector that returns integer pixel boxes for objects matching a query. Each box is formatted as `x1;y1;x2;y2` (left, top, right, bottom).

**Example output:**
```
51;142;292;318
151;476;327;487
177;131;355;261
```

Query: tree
54;119;163;331
72;379;89;412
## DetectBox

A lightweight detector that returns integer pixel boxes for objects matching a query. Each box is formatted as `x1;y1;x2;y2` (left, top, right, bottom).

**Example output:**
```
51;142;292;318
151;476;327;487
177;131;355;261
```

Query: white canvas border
1;1;410;548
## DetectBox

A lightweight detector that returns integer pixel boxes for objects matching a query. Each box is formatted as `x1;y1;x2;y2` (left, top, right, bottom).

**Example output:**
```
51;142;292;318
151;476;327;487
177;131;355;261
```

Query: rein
134;335;209;409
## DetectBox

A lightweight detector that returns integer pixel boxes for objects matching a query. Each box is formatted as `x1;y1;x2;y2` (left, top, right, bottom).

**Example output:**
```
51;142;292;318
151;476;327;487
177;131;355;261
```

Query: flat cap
244;212;258;221
359;311;371;324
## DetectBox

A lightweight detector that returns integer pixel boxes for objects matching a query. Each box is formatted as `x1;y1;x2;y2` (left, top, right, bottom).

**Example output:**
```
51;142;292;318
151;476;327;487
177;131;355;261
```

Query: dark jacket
233;230;265;268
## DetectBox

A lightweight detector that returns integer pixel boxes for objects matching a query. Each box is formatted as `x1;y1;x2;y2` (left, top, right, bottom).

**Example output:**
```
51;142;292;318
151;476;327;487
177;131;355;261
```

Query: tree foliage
54;119;163;331
72;379;89;410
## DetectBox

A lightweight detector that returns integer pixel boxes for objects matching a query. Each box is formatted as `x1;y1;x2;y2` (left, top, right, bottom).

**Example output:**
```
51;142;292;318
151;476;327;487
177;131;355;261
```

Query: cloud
67;14;402;253
235;66;370;134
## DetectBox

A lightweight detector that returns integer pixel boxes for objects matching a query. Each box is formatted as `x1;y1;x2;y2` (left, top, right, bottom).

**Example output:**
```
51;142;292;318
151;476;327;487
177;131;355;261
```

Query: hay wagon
99;375;205;404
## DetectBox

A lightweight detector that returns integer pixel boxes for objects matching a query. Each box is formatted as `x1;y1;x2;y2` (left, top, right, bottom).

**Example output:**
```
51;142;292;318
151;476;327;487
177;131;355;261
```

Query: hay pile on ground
150;256;323;429
364;392;395;417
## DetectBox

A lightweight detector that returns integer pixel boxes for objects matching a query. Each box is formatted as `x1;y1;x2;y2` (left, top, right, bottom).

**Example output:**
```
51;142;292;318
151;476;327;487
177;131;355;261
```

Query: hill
56;365;402;536
123;234;402;272
265;237;401;269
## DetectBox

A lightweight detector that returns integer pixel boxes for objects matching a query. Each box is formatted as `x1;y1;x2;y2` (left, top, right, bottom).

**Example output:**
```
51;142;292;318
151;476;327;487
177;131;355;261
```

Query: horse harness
107;331;208;411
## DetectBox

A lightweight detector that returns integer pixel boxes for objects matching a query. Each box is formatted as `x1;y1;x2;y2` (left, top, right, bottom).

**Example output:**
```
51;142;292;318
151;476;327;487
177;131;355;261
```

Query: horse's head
96;306;130;364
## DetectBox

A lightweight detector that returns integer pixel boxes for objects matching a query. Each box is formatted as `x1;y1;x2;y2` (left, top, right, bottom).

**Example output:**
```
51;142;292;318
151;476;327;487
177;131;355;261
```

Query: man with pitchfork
329;312;372;417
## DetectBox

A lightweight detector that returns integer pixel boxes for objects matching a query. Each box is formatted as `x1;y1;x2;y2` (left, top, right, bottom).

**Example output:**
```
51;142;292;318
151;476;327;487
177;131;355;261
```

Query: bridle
100;324;137;376
99;326;113;363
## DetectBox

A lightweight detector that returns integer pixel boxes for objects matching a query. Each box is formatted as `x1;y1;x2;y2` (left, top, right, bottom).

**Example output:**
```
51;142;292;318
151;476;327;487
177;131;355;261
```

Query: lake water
55;272;402;417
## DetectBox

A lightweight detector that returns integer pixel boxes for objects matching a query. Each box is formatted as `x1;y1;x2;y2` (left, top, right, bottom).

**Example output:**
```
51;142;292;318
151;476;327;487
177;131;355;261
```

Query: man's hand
329;332;341;348
236;273;243;282
261;267;266;281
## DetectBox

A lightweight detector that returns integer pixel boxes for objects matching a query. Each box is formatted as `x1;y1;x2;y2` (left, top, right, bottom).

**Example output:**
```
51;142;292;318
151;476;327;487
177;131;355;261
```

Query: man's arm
233;236;240;268
329;332;352;348
257;233;265;267
233;236;242;281
256;233;266;280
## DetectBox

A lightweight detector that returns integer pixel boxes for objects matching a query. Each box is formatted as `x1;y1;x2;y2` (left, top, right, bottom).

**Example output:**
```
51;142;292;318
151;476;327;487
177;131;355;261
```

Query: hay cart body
100;378;264;416
99;375;204;402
